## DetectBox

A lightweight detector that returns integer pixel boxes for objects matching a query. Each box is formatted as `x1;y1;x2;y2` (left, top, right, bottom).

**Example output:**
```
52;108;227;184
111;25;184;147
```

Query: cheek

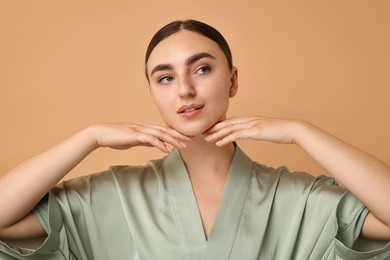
208;80;231;109
151;92;176;125
151;88;169;109
204;88;230;124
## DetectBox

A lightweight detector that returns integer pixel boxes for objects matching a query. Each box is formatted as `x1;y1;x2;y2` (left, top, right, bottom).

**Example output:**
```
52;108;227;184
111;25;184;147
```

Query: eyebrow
185;52;216;66
150;52;216;77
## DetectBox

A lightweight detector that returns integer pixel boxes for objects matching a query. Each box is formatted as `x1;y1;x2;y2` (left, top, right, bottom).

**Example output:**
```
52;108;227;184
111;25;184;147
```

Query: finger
135;123;192;141
138;127;187;149
205;120;255;143
154;125;193;141
206;117;256;134
204;118;237;134
137;134;171;153
215;128;256;146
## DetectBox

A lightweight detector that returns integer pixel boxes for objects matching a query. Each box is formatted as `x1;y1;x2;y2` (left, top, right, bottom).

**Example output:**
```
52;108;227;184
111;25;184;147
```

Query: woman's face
146;30;238;136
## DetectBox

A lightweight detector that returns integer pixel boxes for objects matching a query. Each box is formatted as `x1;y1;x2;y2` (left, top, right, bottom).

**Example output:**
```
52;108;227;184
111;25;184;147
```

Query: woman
0;19;389;259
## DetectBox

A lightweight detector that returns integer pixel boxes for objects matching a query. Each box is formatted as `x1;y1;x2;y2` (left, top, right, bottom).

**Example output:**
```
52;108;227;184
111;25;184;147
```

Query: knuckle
231;131;239;139
154;129;163;135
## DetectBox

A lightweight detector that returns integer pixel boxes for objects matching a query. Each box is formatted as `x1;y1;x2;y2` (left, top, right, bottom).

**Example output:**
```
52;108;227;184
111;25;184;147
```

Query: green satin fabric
1;146;389;259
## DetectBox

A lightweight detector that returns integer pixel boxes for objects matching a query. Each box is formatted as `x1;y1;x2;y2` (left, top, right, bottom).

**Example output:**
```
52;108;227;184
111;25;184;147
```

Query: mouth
177;104;205;114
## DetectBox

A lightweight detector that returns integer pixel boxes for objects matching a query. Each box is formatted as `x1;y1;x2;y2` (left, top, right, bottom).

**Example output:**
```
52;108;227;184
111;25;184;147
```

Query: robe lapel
163;146;253;260
201;146;253;260
163;149;207;260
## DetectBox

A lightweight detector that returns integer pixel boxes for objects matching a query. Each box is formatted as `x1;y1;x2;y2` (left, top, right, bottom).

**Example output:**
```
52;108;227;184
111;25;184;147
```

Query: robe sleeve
0;192;75;259
269;169;390;259
0;167;141;260
333;191;390;259
0;169;120;260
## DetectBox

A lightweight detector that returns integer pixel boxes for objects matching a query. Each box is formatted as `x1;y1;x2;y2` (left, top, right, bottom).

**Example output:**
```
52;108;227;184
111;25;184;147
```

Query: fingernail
216;140;222;146
179;141;186;148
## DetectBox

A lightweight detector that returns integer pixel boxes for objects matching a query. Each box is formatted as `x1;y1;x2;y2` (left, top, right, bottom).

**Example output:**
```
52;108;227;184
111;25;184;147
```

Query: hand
204;116;304;146
88;122;192;153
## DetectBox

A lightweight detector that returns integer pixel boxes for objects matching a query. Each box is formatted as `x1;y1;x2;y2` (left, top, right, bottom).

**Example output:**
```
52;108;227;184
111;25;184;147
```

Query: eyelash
158;75;174;84
156;65;211;84
196;65;211;75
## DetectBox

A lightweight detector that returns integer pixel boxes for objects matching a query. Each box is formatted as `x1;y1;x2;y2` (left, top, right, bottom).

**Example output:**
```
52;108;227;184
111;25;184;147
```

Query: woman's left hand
204;116;304;146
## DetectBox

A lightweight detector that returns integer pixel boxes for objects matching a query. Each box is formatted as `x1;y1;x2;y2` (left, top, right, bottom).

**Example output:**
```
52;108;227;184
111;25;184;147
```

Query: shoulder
108;157;165;183
251;161;328;186
51;157;165;201
251;161;346;201
61;157;165;185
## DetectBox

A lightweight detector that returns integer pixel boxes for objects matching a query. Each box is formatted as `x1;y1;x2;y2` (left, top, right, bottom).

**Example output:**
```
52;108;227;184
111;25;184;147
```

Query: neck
178;135;235;179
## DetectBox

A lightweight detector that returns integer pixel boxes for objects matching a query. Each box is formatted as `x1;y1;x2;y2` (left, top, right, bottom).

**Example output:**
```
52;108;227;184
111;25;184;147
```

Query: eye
158;75;174;84
196;66;211;75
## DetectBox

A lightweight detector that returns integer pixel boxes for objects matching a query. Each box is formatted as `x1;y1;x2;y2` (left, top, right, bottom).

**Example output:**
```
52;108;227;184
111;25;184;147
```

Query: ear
229;66;238;98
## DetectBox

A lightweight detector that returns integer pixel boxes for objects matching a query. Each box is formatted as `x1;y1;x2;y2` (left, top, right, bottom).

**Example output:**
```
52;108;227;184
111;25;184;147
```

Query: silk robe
1;146;390;259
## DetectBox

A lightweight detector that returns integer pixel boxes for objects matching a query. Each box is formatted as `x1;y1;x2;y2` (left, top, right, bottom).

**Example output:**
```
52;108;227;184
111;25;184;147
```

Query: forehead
146;30;225;68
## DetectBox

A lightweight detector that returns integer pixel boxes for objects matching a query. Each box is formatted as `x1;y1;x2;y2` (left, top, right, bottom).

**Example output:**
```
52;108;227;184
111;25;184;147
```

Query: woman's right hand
88;122;192;153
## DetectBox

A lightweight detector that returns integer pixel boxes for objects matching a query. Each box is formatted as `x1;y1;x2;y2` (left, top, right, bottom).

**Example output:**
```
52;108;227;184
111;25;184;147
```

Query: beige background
0;0;389;180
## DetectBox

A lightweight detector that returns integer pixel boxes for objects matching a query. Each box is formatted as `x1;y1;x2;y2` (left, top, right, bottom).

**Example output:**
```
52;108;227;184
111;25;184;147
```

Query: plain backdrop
0;0;389;180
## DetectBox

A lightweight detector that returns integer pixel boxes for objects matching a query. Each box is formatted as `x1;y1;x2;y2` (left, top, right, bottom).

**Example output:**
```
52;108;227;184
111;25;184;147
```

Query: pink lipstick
177;104;204;118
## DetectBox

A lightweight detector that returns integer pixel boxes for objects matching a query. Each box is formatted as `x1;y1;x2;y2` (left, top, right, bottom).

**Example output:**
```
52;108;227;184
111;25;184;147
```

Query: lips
177;104;205;114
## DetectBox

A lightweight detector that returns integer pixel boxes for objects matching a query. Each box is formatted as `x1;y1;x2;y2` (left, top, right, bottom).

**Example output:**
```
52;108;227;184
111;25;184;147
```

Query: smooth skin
1;30;390;244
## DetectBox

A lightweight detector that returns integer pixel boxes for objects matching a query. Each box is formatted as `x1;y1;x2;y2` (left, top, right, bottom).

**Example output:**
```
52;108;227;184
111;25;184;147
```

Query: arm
0;123;189;239
205;117;390;240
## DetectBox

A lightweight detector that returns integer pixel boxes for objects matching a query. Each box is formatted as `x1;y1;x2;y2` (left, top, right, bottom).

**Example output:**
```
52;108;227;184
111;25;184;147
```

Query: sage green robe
1;146;390;259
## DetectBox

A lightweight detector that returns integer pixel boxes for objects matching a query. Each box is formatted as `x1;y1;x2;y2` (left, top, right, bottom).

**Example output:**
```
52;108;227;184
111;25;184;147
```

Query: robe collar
162;145;253;260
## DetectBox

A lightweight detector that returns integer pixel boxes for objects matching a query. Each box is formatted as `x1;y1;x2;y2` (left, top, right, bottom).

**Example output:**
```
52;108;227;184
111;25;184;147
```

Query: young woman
0;20;389;259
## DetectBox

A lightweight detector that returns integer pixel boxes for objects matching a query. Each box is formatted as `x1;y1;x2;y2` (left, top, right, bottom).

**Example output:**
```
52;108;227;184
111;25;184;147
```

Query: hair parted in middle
145;19;233;81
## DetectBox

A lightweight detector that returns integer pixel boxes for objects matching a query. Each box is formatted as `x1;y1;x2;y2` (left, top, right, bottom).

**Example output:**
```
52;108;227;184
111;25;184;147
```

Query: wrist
291;120;313;146
79;125;101;151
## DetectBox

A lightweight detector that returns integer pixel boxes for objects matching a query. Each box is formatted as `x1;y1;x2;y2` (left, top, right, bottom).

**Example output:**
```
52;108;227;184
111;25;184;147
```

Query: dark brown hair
145;19;233;81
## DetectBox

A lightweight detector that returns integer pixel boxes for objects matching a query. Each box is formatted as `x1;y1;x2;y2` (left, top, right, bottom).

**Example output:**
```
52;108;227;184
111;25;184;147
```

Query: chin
175;126;205;137
163;111;226;136
172;119;222;137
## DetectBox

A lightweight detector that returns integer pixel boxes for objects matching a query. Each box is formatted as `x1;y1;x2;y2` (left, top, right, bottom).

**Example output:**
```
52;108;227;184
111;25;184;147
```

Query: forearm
295;122;390;226
0;126;97;229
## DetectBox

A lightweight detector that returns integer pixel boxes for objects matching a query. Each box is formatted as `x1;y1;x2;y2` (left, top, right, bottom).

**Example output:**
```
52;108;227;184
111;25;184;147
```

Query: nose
177;75;196;98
